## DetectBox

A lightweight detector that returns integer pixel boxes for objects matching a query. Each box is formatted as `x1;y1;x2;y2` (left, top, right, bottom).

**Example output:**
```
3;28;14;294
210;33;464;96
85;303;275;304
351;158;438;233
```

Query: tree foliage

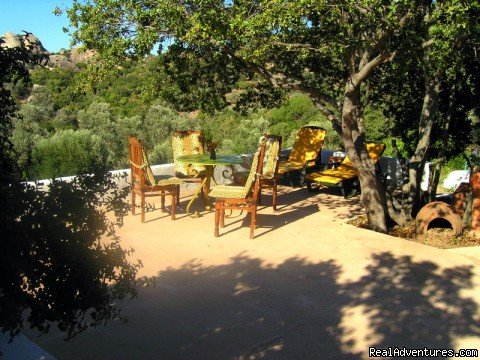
0;34;140;341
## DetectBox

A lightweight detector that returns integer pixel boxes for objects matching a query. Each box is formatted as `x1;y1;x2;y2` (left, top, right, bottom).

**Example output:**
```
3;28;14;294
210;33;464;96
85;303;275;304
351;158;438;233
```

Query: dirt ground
349;215;480;249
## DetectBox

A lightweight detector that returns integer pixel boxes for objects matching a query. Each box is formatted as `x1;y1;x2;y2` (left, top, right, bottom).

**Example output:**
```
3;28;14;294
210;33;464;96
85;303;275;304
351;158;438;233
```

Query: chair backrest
339;142;386;169
260;134;282;179
172;130;206;177
288;126;327;165
243;140;267;197
129;136;156;188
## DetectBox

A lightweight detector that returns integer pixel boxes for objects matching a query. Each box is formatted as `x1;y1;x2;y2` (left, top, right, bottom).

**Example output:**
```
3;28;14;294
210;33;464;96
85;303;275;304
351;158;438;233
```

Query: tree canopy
66;0;445;232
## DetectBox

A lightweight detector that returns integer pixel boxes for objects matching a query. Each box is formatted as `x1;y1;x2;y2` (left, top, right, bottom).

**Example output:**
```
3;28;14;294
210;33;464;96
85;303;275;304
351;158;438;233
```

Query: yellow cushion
209;184;249;199
341;143;386;167
306;142;386;185
278;161;305;174
262;137;280;179
306;165;358;185
172;131;206;177
366;143;386;163
288;127;326;164
153;175;183;186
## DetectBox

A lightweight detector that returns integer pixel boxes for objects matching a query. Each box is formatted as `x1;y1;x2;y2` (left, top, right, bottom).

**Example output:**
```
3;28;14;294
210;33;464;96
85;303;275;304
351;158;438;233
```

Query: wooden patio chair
277;126;327;186
210;140;267;239
172;130;206;183
129;136;183;222
233;134;283;210
305;142;386;198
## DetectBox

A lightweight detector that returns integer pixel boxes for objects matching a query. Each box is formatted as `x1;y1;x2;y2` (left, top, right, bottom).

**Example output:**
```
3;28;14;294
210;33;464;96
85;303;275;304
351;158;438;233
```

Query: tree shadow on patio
274;186;364;220
344;252;480;352
36;252;480;360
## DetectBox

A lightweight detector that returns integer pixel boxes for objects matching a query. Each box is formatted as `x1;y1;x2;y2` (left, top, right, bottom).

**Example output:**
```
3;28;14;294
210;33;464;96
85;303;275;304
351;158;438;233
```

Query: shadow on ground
139;186;364;232
36;252;480;360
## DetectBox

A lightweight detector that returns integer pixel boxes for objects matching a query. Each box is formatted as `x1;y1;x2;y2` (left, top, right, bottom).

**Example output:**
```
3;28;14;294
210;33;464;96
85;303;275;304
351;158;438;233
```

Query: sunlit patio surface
25;186;480;359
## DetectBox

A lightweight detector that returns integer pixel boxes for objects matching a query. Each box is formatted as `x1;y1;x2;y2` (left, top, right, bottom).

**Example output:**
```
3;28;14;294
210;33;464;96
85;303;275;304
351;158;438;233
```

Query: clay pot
471;172;480;230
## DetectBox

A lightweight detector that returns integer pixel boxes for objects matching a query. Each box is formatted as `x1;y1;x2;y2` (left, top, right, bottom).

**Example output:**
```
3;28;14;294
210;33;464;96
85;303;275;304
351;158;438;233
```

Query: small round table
176;154;243;216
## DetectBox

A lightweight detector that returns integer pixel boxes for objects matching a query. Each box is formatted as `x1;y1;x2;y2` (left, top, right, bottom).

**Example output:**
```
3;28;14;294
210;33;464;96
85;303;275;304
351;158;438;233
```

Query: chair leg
273;183;277;211
299;168;307;187
161;194;166;212
141;193;146;223
250;205;257;239
171;192;176;220
176;185;180;205
306;180;313;192
214;202;220;237
220;207;225;228
131;190;136;215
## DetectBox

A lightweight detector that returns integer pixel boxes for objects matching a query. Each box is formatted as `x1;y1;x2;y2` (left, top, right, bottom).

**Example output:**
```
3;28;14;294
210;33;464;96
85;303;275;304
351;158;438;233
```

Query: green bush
199;109;269;155
31;129;109;179
267;93;317;125
364;106;388;143
141;102;195;164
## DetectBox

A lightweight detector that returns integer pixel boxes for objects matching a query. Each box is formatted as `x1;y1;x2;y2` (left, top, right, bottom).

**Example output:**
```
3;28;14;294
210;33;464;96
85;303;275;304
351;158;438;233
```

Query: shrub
31;129;109;179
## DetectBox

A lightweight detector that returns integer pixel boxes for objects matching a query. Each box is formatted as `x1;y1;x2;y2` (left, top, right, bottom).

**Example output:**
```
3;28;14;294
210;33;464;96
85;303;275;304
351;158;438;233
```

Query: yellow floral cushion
211;147;261;199
261;136;280;179
153;175;184;186
142;146;183;187
209;184;249;199
172;131;206;177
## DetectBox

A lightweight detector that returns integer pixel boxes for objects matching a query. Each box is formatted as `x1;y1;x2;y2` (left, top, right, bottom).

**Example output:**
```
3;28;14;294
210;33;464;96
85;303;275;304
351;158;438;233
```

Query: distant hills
1;31;95;70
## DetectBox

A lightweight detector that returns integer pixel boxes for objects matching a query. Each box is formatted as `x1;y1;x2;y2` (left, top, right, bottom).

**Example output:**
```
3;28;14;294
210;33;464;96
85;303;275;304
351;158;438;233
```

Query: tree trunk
342;84;388;233
403;69;441;217
429;82;455;201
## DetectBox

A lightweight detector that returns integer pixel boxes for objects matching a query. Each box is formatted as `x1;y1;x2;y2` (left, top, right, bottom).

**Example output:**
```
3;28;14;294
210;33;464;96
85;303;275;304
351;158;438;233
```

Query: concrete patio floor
24;186;480;359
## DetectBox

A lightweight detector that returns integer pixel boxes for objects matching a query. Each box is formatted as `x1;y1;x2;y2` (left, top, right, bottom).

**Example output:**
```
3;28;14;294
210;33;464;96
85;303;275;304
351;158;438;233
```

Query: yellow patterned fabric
209;184;249;199
234;136;280;183
142;145;183;186
261;136;280;179
172;131;206;178
306;143;386;185
210;148;261;199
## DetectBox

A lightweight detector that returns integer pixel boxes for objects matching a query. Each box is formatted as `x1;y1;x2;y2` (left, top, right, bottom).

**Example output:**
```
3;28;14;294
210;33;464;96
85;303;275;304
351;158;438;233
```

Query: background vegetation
11;59;375;180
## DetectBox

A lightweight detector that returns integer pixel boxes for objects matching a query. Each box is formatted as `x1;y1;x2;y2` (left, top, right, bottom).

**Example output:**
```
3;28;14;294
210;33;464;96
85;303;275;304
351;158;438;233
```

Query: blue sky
0;0;73;53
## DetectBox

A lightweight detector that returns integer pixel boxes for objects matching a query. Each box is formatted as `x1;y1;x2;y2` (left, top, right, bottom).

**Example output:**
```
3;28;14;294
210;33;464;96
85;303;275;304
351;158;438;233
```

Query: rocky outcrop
70;47;96;63
1;31;49;55
2;32;96;70
47;54;77;70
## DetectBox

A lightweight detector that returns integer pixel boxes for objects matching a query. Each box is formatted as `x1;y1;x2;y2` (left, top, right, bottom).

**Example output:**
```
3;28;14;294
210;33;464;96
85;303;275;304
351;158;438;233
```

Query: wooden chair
277;126;327;186
210;140;267;239
233;135;283;210
129;136;183;222
305;142;386;198
172;130;206;183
